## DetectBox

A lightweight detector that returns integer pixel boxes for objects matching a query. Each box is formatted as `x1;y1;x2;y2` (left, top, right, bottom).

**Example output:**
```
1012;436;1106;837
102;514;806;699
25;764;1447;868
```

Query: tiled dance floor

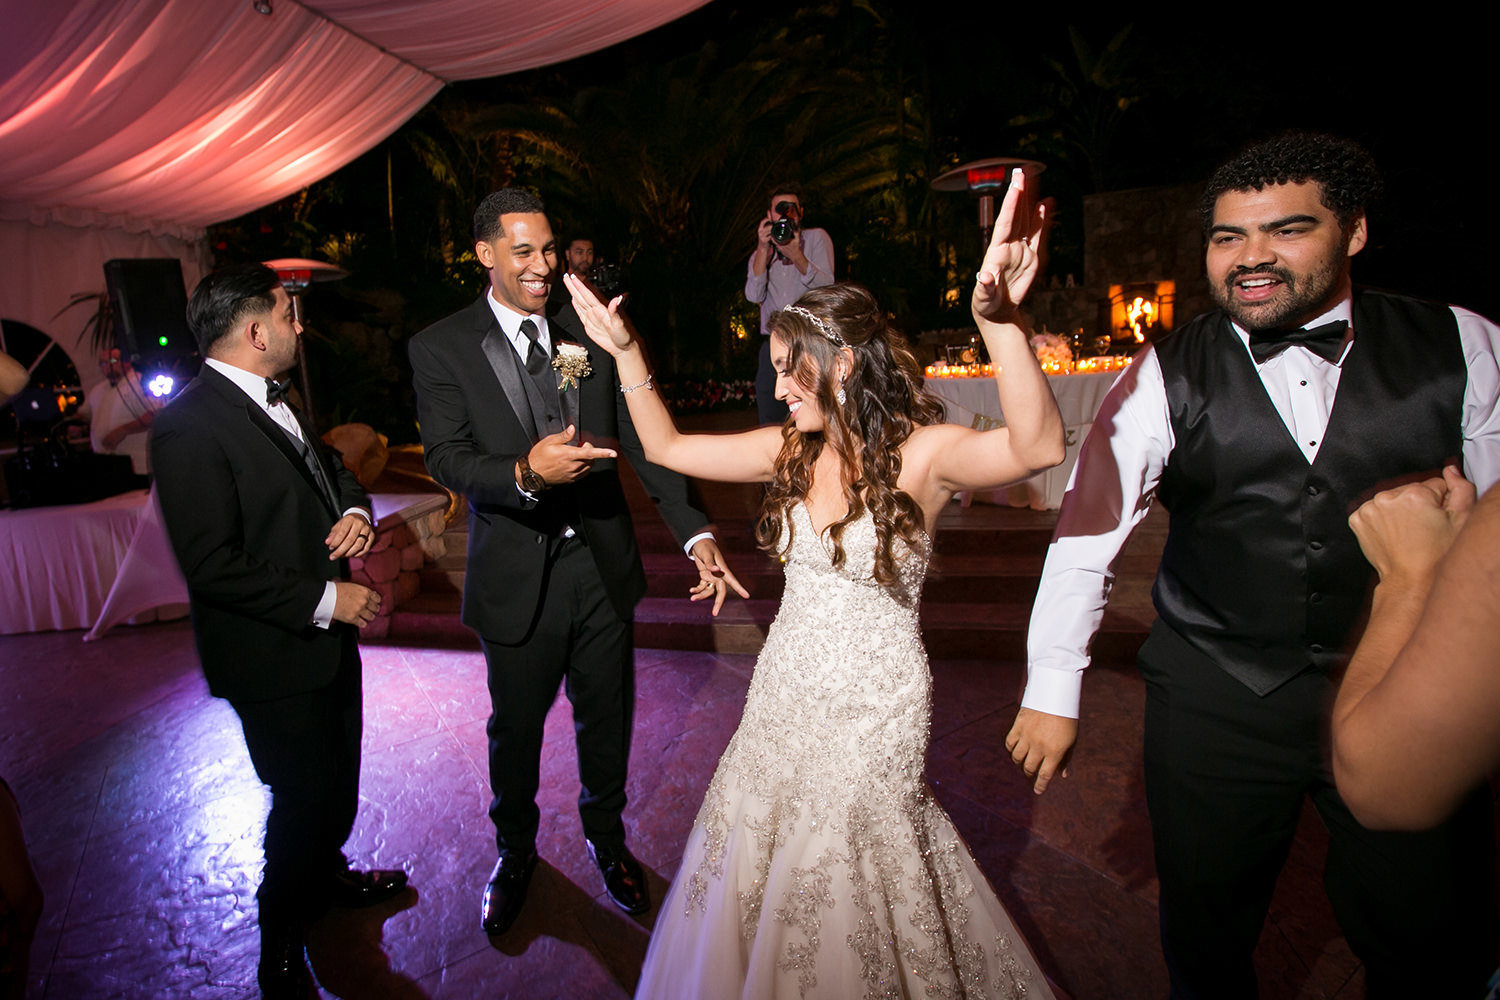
5;613;1465;998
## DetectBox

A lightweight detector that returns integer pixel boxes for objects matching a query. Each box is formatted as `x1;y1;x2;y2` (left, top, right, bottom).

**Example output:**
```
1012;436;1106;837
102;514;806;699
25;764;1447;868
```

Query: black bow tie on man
1247;320;1350;365
265;377;292;406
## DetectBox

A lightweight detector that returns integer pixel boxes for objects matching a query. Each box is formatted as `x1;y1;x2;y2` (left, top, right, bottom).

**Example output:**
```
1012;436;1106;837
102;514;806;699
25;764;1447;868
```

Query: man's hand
688;538;750;616
102;409;154;450
1349;465;1475;589
779;230;809;271
1005;707;1078;794
332;581;381;627
526;425;618;485
756;216;776;251
326;513;374;560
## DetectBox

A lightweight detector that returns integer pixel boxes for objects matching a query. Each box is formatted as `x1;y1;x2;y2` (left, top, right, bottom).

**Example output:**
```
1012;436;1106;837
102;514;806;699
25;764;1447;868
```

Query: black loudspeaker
103;258;198;370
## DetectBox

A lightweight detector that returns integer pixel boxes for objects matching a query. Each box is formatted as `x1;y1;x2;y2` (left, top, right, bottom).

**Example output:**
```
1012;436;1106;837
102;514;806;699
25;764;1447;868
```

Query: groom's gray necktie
519;318;563;435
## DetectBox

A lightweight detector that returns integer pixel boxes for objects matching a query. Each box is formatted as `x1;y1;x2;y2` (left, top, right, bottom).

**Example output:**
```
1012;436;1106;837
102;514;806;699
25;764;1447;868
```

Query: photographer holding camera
745;182;834;424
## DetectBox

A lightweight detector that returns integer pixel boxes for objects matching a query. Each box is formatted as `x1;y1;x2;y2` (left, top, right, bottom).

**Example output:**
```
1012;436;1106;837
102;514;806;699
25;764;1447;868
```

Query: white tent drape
0;0;708;373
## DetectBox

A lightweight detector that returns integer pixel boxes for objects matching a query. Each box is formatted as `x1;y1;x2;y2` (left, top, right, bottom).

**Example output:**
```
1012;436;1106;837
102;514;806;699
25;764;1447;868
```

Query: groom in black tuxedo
409;188;734;933
151;264;408;997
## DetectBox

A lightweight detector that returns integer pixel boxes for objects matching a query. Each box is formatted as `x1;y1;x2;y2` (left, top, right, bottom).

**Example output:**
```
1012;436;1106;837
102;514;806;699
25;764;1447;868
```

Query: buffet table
923;369;1123;509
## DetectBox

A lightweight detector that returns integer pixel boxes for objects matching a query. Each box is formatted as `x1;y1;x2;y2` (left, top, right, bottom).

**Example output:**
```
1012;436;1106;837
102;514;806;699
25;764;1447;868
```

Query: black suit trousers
231;635;363;921
480;535;634;855
1138;623;1496;1000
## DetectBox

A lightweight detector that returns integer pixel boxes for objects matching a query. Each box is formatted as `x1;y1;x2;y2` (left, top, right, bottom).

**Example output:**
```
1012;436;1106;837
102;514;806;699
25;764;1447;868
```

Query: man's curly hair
1200;131;1383;236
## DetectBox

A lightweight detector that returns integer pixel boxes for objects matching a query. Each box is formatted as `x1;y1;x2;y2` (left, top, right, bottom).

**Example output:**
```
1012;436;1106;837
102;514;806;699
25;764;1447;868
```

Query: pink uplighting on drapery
0;0;711;235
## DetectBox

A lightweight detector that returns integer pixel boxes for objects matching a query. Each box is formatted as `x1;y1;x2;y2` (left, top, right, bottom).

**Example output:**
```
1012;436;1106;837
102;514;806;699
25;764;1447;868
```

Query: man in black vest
1008;133;1499;997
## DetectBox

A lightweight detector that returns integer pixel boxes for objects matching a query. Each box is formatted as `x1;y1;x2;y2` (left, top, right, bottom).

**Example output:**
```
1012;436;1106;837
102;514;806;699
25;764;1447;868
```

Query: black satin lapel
480;326;540;439
245;404;326;500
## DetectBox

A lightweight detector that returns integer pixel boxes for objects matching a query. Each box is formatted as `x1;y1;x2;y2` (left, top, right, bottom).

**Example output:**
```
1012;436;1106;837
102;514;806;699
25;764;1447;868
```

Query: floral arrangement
552;342;592;390
1029;333;1074;373
658;378;757;413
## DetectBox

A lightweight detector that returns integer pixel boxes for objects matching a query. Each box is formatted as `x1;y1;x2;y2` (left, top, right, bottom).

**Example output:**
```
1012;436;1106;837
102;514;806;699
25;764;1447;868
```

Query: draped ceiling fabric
0;0;708;376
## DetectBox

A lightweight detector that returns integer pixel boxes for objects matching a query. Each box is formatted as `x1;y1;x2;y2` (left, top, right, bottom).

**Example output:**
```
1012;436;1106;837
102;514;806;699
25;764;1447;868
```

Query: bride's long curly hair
755;283;946;585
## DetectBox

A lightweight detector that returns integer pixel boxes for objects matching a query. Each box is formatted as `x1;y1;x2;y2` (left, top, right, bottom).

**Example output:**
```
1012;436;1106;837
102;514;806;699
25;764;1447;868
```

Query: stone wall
348;493;449;638
1083;181;1216;336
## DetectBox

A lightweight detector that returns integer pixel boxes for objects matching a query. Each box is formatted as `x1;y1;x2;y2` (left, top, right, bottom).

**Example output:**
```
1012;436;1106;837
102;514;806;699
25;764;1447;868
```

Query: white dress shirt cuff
312;582;337;630
1019;664;1085;719
683;531;715;558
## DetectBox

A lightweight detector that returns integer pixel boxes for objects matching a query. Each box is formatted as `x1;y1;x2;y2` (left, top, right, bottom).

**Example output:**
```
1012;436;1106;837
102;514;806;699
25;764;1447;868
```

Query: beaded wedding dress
635;504;1054;1000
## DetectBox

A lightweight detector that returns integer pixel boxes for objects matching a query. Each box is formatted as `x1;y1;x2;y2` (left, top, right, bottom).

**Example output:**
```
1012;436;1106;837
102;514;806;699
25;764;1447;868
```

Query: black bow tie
265;378;292;406
1247;320;1350;364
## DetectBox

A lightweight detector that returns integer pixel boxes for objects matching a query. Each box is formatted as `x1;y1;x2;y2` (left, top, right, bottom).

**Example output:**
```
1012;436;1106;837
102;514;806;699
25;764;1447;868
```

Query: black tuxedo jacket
408;296;708;643
150;365;370;703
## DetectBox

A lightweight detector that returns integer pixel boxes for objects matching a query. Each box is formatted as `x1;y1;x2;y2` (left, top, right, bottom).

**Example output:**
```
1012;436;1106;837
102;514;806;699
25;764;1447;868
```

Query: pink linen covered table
0;489;187;634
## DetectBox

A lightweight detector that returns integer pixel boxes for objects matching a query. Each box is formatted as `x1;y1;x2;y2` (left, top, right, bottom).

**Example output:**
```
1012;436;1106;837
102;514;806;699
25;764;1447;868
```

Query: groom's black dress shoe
325;867;409;908
481;850;538;935
257;920;313;999
588;840;650;915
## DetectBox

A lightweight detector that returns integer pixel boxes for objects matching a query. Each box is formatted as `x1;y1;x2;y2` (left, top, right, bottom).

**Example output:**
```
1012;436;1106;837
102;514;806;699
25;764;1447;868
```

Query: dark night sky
523;6;1497;317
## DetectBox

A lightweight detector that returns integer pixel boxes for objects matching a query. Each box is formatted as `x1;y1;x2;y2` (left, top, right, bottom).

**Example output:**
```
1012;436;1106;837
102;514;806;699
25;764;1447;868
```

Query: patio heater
263;257;348;436
930;157;1046;250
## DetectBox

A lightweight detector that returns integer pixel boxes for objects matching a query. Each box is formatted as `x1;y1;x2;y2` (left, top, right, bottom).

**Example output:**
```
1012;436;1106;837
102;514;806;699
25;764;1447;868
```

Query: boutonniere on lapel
552;341;592;391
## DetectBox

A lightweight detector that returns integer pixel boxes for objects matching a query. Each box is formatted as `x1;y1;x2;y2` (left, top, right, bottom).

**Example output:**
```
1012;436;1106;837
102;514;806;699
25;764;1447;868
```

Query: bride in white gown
567;168;1063;1000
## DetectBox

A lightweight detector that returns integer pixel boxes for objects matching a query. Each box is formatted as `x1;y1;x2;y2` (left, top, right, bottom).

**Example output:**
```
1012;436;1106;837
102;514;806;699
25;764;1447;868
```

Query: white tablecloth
923;370;1122;509
0;489;187;635
0;488;443;636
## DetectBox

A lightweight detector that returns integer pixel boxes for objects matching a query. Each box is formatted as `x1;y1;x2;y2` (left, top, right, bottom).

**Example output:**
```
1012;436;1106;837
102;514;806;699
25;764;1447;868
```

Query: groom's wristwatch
516;455;548;494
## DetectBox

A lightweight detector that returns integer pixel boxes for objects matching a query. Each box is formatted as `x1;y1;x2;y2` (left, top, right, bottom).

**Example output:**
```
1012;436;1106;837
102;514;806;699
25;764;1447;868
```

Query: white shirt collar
205;357;283;413
484;289;550;358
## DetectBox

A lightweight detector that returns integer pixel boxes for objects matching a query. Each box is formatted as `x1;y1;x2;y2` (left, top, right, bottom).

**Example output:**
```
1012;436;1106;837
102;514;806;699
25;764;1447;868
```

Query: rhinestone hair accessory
781;305;847;348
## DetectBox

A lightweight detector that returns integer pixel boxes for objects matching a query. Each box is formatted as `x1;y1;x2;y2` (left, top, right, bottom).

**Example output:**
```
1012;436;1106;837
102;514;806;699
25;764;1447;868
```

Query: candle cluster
923;362;998;378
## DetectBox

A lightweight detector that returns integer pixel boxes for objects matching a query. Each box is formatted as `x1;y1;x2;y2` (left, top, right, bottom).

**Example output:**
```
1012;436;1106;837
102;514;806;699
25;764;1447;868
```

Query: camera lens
770;218;797;245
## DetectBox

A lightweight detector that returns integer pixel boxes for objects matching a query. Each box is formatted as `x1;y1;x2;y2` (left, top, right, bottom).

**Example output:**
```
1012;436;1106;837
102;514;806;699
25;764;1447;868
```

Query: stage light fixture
147;373;176;398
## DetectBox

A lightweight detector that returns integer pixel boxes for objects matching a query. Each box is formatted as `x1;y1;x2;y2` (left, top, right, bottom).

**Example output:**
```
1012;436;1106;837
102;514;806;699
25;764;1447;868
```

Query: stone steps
387;465;1166;668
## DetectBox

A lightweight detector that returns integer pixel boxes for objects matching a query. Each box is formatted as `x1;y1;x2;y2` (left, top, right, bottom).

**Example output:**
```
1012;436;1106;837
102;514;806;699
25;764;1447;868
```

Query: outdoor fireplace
1107;281;1174;344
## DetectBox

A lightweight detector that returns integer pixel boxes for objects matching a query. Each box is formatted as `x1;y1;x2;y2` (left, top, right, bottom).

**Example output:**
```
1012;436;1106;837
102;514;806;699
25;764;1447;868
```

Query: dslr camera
588;260;627;301
769;200;800;246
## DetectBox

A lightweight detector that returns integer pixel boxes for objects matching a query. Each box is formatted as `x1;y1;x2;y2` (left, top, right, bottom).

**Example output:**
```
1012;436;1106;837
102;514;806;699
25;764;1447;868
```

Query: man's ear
475;240;495;269
245;319;268;353
1346;214;1368;258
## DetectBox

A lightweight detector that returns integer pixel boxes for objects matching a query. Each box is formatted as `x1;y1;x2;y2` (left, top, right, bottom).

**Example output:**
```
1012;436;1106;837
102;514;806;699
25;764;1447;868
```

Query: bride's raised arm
565;273;783;484
921;169;1066;494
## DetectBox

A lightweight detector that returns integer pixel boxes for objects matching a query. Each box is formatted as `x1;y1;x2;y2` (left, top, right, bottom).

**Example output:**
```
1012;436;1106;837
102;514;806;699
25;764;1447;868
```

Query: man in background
548;235;597;311
744;182;834;424
85;348;161;481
